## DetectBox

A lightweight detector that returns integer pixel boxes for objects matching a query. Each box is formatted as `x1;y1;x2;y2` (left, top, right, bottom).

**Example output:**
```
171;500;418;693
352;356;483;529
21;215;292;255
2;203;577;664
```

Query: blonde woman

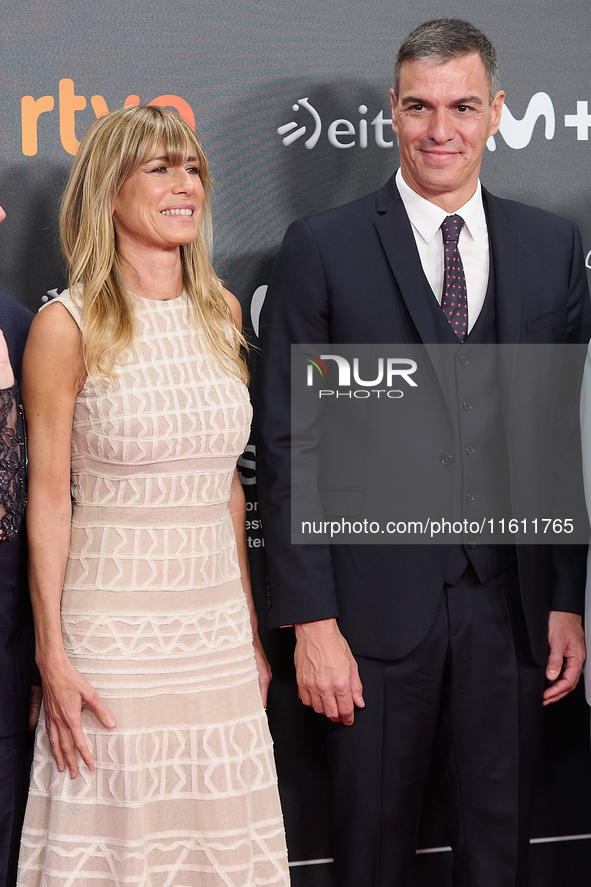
18;106;289;887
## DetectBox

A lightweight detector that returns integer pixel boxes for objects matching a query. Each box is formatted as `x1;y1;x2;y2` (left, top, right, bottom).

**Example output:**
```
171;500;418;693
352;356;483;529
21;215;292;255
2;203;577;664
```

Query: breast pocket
526;305;568;336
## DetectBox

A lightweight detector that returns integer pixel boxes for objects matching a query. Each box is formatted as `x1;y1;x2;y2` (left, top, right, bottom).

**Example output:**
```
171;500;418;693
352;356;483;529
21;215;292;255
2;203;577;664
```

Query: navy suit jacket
257;176;591;665
0;291;34;736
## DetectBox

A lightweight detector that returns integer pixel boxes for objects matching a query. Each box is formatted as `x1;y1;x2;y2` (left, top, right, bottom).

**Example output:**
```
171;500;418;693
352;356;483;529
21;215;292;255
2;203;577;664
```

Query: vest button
467;542;476;549
466;492;475;502
463;401;472;410
465;446;475;455
460;355;469;366
441;453;453;465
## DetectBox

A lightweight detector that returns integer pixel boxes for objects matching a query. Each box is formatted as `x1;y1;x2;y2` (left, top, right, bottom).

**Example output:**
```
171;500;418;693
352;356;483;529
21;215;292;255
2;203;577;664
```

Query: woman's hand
252;633;273;708
0;329;14;389
39;654;116;778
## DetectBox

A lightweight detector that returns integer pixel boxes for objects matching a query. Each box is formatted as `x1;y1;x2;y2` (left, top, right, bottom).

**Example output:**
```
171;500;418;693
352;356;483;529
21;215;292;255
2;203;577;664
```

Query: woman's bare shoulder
222;288;242;326
25;300;86;393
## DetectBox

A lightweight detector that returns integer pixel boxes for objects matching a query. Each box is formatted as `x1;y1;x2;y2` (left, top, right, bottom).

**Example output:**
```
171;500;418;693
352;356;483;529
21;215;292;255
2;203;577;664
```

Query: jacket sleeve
256;218;340;628
550;220;591;614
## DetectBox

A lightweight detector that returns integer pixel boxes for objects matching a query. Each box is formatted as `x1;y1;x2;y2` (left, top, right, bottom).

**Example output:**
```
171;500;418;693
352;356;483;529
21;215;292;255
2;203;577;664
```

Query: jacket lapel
374;177;450;407
483;188;522;345
374;178;441;345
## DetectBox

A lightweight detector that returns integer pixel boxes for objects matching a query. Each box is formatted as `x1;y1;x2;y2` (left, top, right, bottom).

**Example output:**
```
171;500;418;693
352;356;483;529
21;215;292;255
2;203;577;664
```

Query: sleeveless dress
17;291;290;887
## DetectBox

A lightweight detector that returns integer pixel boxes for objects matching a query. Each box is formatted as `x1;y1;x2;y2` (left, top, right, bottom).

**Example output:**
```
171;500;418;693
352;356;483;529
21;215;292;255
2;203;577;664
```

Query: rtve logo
278;93;591;151
21;79;195;156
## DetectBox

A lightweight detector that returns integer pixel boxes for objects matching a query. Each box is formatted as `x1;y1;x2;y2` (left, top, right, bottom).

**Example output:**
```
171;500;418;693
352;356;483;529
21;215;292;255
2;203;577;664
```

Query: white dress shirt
395;168;490;333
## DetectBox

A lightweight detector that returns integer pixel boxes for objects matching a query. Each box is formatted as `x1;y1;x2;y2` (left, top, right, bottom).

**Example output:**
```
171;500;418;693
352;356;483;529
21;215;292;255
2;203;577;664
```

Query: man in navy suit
0;204;38;887
257;19;591;887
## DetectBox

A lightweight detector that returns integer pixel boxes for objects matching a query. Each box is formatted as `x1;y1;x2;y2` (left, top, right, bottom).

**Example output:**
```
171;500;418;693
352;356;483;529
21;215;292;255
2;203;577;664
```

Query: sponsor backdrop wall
2;0;591;883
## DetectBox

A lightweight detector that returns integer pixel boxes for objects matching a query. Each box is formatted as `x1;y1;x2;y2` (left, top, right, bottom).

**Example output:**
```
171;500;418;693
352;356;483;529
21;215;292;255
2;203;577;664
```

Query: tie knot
441;214;464;244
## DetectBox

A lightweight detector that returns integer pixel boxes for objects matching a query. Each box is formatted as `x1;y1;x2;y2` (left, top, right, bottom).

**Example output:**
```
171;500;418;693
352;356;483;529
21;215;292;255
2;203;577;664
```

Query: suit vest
426;262;517;585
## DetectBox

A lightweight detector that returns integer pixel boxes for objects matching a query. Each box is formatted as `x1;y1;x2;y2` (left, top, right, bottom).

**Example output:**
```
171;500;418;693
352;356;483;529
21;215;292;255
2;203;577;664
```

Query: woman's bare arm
23;303;115;778
229;468;272;706
223;289;272;705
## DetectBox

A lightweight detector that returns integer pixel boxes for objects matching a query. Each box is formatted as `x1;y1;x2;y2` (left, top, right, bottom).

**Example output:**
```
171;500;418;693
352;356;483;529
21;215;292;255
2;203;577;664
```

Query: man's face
390;52;504;211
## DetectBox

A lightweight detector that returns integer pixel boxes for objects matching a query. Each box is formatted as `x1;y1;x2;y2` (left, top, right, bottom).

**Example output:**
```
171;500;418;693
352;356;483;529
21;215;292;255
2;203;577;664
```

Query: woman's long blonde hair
60;104;248;384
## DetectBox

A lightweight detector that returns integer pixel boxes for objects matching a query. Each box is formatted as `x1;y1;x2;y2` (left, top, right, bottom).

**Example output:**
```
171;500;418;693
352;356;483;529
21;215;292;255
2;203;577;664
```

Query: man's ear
489;90;505;137
390;87;399;135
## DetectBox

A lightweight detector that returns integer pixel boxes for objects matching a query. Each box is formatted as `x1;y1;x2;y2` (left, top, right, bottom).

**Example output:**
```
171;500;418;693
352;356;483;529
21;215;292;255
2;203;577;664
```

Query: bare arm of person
229;468;272;706
23;303;115;778
223;288;273;706
222;288;242;328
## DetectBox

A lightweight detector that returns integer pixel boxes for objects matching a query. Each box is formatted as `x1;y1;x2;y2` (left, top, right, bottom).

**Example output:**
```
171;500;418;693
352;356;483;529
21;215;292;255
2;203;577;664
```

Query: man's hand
543;610;586;705
294;618;364;725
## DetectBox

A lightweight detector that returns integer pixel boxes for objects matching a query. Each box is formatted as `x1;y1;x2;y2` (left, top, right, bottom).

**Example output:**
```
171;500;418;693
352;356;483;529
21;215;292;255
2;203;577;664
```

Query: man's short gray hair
393;18;500;103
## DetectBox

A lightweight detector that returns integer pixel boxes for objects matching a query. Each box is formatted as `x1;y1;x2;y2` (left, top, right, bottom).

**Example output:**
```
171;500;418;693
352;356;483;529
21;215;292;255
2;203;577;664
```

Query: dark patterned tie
441;214;468;342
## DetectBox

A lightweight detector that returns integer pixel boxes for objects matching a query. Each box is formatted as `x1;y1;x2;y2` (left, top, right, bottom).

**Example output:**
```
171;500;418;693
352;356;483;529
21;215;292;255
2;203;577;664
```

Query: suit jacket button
441;453;453;465
467;542;476;549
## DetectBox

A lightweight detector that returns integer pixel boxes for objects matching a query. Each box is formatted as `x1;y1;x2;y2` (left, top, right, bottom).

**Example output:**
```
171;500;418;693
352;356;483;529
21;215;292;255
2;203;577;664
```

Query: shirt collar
395;168;487;244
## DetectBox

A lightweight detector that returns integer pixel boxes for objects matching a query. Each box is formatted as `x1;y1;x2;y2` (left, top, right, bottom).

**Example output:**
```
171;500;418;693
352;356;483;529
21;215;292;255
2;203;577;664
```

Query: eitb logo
278;91;591;151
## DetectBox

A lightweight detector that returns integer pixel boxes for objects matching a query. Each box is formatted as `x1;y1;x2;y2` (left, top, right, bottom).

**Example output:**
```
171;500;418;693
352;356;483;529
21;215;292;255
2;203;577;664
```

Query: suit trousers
325;563;546;887
0;732;32;887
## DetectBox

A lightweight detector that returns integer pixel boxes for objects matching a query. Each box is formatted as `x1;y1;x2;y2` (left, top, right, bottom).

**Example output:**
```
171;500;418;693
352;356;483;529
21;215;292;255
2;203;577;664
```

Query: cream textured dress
18;291;290;887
